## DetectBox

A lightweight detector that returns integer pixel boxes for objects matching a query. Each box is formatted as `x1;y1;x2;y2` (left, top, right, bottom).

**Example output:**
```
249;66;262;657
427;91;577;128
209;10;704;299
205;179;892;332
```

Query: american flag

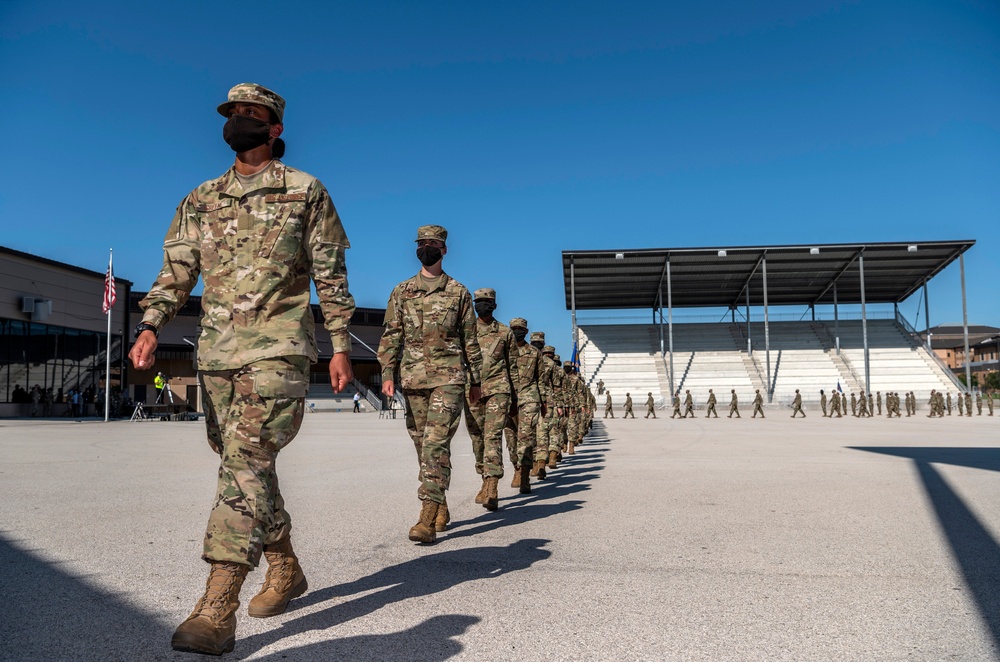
102;253;116;314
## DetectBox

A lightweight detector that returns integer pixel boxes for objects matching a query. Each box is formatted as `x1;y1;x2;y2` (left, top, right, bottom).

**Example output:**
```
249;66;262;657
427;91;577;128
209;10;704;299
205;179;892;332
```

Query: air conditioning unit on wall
21;296;35;313
20;296;52;321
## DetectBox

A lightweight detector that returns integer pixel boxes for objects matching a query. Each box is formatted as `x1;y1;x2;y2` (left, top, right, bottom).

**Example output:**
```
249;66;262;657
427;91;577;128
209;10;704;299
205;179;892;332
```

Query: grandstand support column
960;253;971;391
658;286;665;358
667;257;675;395
745;286;751;355
810;304;815;321
923;280;931;350
859;252;871;393
570;257;578;361
763;254;771;403
833;283;840;355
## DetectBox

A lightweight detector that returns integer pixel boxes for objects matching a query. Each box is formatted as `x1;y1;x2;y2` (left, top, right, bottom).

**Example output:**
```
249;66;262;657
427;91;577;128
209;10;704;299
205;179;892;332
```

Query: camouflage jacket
537;353;556;405
474;318;516;397
509;342;542;404
139;161;354;370
545;358;564;407
378;271;482;390
566;373;584;408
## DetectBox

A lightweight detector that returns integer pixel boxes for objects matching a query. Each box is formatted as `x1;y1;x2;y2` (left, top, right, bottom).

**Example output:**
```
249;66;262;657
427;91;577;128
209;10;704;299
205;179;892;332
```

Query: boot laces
194;564;243;620
261;553;296;592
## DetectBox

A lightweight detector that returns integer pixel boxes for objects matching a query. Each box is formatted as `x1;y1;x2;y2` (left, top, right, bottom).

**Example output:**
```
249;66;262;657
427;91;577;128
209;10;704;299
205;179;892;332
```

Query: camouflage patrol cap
530;332;545;343
541;345;555;354
509;317;528;329
415;225;448;243
217;83;286;123
473;288;496;301
563;361;572;368
553;354;561;362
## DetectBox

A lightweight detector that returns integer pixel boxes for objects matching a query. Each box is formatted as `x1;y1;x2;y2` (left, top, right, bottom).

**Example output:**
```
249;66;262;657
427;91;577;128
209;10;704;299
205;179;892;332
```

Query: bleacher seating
578;319;961;408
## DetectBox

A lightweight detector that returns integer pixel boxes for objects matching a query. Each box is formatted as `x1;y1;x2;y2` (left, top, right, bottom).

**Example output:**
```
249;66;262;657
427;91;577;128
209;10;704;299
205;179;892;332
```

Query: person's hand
328;352;353;393
129;331;158;370
382;380;395;398
469;385;481;404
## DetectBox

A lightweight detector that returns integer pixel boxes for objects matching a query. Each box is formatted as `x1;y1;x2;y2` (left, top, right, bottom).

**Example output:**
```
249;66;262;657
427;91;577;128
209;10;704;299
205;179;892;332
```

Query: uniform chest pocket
487;338;506;362
258;203;304;262
198;200;237;271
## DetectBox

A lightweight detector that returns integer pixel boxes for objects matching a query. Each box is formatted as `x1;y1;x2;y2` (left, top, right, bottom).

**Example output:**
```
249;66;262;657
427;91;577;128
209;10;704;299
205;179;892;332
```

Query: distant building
924;323;1000;388
0;246;131;417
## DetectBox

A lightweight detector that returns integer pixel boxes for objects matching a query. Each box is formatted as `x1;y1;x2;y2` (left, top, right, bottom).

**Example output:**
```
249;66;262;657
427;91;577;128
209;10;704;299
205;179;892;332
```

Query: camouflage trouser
463;391;510;478
514;401;540;465
504;405;518;466
403;385;464;504
532;406;554;462
200;356;309;568
546;408;563;452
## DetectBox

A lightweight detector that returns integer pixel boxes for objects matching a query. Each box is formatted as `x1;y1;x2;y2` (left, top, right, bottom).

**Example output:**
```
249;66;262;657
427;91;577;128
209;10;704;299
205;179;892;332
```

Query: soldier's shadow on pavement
0;533;172;659
850;446;1000;651
250;614;480;662
237;539;551;656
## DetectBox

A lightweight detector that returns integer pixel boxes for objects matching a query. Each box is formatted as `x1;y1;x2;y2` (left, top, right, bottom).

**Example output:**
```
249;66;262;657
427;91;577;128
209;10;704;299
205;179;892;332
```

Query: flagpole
104;249;113;422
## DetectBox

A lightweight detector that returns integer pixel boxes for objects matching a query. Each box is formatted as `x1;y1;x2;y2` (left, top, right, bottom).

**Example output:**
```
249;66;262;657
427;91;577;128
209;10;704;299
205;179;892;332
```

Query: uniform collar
217;160;288;198
413;271;450;294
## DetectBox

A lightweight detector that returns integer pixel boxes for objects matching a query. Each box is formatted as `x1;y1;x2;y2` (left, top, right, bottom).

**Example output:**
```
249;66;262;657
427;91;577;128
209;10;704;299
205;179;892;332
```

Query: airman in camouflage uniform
820;389;828;417
683;390;695;418
645;392;656;418
867;393;875;417
508;318;543;490
876;391;882;415
752;389;765;418
378;225;483;544
129;83;355;655
624;393;635;418
728;389;740;418
563;362;585;451
830;389;842;417
529;332;558;471
539;344;565;468
964;392;972;417
976;391;983;415
946;392;952;415
604;391;614;418
957;391;965;416
671;391;682;418
462;288;516;511
552;354;571;453
706;389;718;418
791;389;805;417
858;391;869;417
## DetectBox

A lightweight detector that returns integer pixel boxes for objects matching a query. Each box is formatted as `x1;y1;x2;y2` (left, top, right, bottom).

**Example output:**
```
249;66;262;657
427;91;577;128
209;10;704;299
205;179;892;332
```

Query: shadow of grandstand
849;446;1000;650
238;539;551;657
0;533;172;660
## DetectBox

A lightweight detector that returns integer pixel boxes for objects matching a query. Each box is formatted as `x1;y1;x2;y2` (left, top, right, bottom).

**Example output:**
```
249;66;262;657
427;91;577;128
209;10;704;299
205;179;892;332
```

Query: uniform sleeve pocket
253;370;309;399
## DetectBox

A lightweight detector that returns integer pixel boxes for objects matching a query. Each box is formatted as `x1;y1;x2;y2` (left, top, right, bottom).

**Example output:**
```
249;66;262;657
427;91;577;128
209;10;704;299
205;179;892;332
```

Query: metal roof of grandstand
562;240;975;310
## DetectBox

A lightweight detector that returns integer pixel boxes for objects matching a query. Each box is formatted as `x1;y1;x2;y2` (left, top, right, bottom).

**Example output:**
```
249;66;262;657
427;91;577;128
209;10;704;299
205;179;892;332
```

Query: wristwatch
134;322;159;339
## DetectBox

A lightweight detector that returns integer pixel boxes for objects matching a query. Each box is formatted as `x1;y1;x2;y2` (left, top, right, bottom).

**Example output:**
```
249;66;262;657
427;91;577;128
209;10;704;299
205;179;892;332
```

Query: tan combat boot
548;450;558;469
529;461;539;477
474;475;488;505
408;500;439;543
510;465;521;489
247;538;308;618
484;476;499;511
535;460;547;481
567;440;575;455
518;463;532;494
435;498;451;533
171;561;250;655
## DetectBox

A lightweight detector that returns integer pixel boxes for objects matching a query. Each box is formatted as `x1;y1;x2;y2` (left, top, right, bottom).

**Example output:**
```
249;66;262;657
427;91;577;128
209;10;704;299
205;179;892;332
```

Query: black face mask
223;115;272;153
530;341;544;350
512;328;528;342
474;301;495;317
416;245;443;267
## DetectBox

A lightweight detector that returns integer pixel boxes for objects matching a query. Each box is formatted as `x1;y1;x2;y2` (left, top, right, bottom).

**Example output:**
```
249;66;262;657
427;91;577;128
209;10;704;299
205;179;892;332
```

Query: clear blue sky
2;1;997;357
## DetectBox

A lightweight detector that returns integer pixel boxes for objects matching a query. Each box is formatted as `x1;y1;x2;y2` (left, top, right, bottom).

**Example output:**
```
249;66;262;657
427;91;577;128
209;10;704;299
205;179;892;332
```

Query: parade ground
1;412;998;661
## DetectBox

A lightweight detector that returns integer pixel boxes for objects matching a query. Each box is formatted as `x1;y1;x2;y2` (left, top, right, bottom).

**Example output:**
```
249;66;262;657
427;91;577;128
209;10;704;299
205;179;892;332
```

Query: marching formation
599;386;994;419
376;230;596;544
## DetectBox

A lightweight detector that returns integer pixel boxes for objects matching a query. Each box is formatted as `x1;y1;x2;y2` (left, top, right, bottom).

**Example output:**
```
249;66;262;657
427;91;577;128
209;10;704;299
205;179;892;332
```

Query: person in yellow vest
153;372;167;404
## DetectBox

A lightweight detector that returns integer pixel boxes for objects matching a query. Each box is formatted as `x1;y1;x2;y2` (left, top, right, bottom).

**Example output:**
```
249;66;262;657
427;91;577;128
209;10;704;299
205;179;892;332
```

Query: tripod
130;401;147;422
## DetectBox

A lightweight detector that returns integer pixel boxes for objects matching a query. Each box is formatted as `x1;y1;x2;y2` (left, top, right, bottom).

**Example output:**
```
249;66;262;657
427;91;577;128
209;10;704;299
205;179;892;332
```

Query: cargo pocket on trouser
250;357;310;452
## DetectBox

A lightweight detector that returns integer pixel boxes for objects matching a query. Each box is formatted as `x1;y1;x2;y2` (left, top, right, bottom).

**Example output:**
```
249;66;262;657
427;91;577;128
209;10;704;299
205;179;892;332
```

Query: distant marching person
671;391;682;419
830;388;842;418
683;390;695;419
645;392;656;419
820;389;828;417
728;389;740;418
965;392;972;417
706;389;719;418
859;391;870;417
790;389;805;418
957;392;965;416
604;391;614;419
752;389;765;418
623;393;635;419
867;393;874;418
876;391;882;416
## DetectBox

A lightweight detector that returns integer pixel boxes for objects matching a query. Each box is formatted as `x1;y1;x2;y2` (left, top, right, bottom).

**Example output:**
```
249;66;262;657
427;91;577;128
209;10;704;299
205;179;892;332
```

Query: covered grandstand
562;241;976;407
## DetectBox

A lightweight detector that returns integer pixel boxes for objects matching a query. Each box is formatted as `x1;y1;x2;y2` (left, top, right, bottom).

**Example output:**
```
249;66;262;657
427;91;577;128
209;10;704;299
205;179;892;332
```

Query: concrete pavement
1;412;997;660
